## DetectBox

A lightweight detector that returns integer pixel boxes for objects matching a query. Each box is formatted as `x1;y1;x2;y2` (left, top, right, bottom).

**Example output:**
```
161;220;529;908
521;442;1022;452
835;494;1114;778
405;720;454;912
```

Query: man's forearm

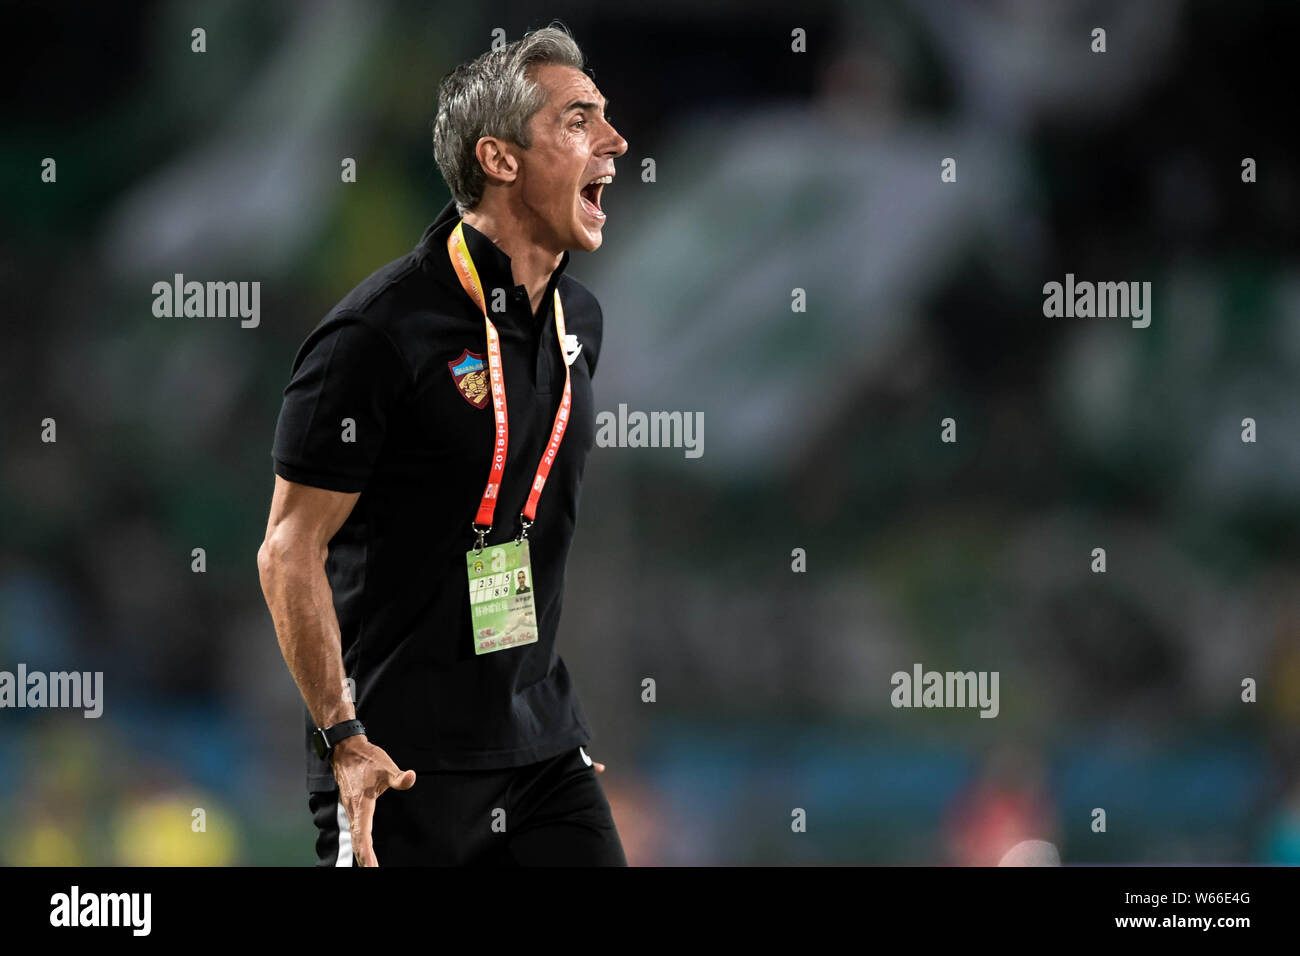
258;541;355;730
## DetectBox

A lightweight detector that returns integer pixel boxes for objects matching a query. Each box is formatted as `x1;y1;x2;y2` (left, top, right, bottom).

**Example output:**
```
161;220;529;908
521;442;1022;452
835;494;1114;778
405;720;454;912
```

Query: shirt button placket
534;296;552;394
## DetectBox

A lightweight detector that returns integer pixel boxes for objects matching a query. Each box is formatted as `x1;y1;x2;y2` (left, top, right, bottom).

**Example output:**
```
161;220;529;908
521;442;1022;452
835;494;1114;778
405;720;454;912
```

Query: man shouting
257;23;628;866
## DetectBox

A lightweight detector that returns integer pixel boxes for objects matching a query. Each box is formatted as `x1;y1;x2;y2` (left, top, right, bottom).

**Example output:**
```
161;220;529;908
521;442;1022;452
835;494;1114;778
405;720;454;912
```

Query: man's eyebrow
562;97;609;114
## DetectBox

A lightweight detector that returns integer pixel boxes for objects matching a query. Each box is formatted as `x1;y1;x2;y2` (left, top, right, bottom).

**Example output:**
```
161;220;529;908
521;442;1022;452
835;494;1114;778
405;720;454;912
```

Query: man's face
517;571;527;586
513;63;628;252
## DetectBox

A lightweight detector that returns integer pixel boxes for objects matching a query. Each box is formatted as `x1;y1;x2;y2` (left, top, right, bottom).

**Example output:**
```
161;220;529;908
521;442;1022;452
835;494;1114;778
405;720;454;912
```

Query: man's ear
475;136;520;186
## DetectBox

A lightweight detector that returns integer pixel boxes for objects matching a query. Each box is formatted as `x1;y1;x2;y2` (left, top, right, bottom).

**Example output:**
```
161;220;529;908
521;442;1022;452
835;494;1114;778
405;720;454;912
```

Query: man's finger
352;795;378;867
389;768;417;790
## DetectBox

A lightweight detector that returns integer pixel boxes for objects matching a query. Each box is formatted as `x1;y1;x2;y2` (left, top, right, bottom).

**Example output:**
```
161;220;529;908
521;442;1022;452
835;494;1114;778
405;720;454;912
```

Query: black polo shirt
271;200;603;790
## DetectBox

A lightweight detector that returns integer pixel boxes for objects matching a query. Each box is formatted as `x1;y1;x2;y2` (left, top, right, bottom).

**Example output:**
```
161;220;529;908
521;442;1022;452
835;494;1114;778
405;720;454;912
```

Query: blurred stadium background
2;0;1299;865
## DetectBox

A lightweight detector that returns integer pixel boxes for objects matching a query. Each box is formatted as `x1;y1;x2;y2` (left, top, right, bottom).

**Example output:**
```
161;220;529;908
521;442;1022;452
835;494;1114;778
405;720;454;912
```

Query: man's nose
601;121;628;158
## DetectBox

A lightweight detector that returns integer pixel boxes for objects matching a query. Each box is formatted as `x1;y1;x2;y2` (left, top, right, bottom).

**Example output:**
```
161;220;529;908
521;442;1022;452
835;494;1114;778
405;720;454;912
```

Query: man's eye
572;119;586;128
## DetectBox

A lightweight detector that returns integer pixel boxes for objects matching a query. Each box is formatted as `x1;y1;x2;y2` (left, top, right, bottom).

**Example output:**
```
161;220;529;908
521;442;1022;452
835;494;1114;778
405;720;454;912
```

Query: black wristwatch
311;719;366;760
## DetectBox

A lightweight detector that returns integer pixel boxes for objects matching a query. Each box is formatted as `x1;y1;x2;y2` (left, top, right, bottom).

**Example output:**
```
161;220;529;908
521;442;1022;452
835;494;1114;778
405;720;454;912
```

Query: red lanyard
447;221;572;548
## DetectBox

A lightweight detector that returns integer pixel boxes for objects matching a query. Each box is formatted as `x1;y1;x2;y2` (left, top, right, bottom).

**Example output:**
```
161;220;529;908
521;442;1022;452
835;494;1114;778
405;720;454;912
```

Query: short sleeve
271;315;408;493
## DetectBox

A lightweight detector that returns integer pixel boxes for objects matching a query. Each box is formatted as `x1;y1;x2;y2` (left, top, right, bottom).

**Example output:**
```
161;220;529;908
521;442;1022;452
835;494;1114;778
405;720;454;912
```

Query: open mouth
579;174;612;221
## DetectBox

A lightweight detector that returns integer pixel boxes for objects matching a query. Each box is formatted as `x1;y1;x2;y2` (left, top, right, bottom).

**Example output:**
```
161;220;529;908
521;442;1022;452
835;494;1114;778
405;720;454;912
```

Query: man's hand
331;735;416;867
592;759;605;773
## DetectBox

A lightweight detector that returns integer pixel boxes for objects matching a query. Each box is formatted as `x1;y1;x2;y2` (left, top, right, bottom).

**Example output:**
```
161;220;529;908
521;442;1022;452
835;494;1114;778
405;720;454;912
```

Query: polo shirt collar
419;200;572;315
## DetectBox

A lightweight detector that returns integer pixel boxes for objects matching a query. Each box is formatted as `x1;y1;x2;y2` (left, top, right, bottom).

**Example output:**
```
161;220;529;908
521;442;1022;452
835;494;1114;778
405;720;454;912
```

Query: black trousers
309;745;627;866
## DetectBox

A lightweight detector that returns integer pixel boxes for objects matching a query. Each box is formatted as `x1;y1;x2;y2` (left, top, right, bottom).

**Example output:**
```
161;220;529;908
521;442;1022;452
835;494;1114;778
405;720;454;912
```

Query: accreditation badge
465;541;539;655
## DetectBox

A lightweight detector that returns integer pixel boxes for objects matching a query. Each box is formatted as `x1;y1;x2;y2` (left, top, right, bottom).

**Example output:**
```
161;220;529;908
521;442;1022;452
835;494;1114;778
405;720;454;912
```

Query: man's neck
462;201;563;318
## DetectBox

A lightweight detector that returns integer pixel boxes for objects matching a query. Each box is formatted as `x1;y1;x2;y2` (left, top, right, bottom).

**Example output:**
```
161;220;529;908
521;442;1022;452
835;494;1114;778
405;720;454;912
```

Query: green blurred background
2;0;1299;864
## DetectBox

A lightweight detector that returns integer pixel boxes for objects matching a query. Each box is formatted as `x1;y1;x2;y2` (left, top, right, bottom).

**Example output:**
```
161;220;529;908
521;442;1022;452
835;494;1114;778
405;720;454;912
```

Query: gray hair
433;24;586;213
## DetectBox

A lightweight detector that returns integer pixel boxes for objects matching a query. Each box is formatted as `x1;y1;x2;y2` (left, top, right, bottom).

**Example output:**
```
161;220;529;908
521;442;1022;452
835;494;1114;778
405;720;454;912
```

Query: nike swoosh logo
563;335;583;366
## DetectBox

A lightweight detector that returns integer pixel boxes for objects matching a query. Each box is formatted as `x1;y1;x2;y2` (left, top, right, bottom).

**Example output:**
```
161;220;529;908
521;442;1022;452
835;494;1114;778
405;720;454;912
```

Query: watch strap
313;718;366;759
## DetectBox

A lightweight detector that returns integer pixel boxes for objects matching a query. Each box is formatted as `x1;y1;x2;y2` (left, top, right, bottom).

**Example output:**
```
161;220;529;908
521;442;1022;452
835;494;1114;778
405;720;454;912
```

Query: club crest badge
448;350;489;409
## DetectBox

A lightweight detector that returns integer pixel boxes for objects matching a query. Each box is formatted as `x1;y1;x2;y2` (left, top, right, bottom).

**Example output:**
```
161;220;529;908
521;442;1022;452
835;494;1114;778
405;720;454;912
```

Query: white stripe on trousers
335;798;353;867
